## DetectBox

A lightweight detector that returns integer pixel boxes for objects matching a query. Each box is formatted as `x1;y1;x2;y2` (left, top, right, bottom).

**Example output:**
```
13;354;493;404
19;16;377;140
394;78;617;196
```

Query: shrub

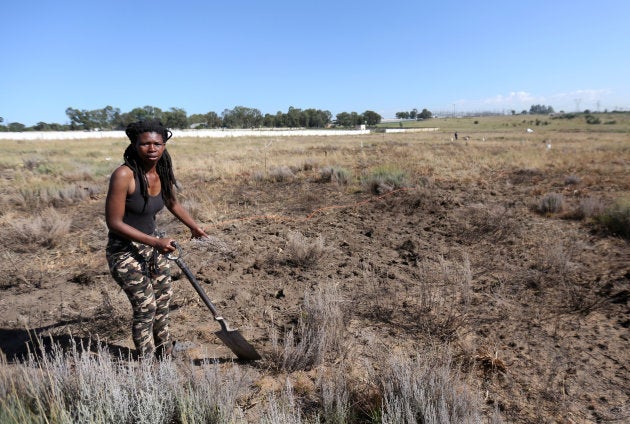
11;208;72;248
301;158;319;171
585;115;601;124
16;183;100;210
265;283;345;372
284;230;325;267
538;193;565;214
0;337;250;424
379;352;483;424
564;175;581;186
596;197;630;238
268;166;295;182
319;166;351;185
362;166;408;194
575;197;606;219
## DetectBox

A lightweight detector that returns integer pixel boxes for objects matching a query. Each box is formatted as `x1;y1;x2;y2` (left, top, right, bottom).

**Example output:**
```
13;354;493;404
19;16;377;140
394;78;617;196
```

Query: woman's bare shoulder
111;164;134;180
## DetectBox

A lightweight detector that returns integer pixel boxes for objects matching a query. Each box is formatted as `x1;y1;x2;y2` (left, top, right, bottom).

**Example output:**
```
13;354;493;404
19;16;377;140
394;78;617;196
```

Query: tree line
0;105;392;132
395;108;433;120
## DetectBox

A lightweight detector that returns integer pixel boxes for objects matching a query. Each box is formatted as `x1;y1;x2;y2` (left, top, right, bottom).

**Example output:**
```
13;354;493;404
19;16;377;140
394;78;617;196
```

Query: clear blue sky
2;0;629;126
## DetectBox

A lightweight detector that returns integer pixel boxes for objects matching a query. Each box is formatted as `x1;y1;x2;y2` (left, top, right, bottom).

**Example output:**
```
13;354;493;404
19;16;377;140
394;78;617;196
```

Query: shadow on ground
0;324;136;363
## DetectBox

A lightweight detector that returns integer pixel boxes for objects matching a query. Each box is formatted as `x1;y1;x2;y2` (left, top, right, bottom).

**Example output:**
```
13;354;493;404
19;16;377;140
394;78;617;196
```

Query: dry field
0;117;628;423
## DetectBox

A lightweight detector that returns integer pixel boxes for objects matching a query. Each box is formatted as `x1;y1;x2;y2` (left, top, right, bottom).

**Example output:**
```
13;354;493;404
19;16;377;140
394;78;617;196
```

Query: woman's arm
105;166;175;253
166;196;208;239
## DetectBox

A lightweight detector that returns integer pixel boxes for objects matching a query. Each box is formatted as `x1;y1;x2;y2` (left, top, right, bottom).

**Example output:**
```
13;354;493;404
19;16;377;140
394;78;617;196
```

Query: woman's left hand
191;227;209;239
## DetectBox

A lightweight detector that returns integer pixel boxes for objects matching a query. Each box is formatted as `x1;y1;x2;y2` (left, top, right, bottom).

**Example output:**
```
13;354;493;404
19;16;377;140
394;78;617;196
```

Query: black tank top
109;170;165;240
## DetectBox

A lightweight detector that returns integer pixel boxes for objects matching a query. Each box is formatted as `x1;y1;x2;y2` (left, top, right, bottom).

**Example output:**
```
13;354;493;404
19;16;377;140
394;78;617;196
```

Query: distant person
454;131;458;140
105;119;208;359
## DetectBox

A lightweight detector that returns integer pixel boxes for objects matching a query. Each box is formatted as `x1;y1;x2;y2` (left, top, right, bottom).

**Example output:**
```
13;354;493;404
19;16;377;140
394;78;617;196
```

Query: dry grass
379;350;484;424
0;338;251;424
1;116;629;423
283;230;326;267
265;283;345;373
9;208;72;249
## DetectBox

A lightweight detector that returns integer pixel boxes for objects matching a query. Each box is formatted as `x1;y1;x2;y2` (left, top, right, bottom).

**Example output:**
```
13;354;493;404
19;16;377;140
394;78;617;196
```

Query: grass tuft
283;231;326;267
537;193;565;214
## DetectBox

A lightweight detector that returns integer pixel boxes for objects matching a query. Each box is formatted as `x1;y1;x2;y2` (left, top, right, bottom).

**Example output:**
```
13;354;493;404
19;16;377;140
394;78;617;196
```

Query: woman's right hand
154;237;176;254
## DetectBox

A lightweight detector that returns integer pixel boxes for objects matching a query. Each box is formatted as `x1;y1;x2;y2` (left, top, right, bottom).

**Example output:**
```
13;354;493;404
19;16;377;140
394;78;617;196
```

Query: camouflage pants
106;235;172;359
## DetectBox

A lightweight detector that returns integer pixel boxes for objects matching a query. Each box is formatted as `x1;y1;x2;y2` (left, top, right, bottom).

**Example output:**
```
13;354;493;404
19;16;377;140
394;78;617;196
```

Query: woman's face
135;132;165;165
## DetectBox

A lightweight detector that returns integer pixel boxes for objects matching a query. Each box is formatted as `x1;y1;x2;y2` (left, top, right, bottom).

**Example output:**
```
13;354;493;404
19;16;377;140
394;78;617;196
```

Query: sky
2;0;629;126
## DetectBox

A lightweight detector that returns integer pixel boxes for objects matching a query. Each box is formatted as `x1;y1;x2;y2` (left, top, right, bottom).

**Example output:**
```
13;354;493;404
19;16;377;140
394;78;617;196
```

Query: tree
395;111;410;119
529;104;554;114
363;110;382;126
335;111;364;127
66;105;122;130
335;112;353;127
302;108;332;128
418;108;432;119
162;107;188;129
121;106;164;127
221;106;262;128
409;108;418;119
286;106;302;127
188;111;221;128
205;111;222;128
8;122;26;132
66;107;92;130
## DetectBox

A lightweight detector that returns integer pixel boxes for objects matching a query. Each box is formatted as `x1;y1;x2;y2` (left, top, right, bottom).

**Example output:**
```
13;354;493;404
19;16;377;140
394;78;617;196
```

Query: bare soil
0;137;628;423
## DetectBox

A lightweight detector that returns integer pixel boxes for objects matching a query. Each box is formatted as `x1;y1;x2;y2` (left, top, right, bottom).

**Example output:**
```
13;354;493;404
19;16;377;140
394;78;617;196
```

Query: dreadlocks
123;119;177;209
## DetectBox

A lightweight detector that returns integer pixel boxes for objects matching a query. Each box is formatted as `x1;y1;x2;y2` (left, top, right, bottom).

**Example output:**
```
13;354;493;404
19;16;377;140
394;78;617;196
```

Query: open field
0;114;629;423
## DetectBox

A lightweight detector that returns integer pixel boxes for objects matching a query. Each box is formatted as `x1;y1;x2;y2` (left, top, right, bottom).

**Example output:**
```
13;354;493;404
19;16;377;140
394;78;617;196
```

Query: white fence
384;128;439;133
0;128;371;141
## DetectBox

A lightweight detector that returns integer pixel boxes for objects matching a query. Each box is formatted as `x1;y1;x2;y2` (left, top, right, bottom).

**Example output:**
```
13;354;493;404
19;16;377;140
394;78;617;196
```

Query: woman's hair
123;119;177;208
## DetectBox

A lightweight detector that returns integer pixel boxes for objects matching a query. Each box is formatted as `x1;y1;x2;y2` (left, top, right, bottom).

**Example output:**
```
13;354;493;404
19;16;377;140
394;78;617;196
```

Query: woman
105;119;207;359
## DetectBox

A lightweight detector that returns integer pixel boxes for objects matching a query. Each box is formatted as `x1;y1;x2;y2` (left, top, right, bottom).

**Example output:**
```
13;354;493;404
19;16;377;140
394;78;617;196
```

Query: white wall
0;128;371;140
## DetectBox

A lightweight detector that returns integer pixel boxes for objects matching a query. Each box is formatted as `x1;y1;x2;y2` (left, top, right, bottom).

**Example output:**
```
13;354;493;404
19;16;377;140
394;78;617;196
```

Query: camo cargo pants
106;235;172;359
